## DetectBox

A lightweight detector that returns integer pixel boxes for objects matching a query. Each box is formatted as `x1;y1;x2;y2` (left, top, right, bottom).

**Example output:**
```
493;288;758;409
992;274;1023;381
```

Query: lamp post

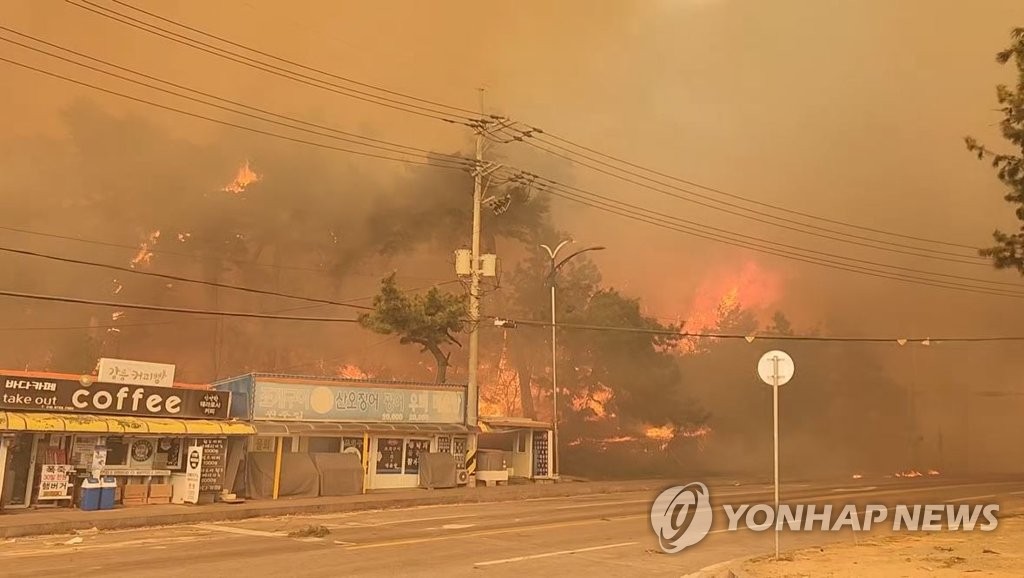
540;240;605;479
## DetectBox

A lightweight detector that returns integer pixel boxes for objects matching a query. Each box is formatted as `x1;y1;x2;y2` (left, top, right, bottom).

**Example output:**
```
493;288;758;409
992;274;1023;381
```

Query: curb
0;480;669;539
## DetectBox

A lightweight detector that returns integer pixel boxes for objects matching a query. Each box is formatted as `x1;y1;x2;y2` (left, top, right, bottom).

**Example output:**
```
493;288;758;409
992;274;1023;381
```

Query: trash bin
80;478;101;511
99;477;117;510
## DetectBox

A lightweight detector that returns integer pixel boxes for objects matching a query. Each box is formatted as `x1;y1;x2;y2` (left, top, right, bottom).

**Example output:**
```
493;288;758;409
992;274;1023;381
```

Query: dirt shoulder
736;514;1024;577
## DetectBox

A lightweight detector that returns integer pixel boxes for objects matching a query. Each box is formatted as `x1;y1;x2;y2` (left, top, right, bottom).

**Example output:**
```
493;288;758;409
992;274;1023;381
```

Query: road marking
944;494;996;503
345;515;649;550
0;535;212;558
474;541;638;567
327;513;476;528
555;499;651;510
192;524;286;537
830;486;877;492
1008;491;1024;496
441;523;475;530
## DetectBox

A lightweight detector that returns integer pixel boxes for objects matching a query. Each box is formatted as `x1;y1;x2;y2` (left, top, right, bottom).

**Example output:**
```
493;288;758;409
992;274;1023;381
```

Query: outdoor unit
455;469;469;485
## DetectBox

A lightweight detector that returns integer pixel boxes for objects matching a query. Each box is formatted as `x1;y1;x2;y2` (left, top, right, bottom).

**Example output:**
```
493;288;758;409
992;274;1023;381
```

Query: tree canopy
966;28;1024;274
358;273;467;383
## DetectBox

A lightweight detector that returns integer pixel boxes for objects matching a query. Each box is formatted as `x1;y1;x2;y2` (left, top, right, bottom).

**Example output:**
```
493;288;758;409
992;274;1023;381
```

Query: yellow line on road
474;541;638;567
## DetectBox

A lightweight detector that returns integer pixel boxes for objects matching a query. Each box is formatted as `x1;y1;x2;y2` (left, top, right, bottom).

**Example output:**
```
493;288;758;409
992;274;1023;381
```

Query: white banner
98;358;176;387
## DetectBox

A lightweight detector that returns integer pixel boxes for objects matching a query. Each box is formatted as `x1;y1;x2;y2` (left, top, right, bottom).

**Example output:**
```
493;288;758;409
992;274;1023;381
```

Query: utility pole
466;100;484;429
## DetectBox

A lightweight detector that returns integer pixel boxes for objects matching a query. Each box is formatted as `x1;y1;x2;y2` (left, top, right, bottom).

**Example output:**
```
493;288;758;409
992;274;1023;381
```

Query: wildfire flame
129;230;160;268
573;386;612;420
928;469;940;476
895;470;923;478
680;261;782;338
222;160;261;194
852;474;864;479
337;364;370;379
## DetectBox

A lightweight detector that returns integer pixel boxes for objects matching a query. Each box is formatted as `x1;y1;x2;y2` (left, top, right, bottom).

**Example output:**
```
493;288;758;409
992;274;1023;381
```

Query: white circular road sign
757;350;795;386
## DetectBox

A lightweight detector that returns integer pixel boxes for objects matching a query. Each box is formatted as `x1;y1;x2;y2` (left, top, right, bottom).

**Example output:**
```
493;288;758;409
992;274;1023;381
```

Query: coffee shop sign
98;358;175;388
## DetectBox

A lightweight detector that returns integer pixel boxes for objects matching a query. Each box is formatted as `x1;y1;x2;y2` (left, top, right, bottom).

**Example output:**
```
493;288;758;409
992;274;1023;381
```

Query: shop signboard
98;358;175;388
184;446;203;504
252;381;465;423
197;438;226;493
0;375;230;419
37;464;74;500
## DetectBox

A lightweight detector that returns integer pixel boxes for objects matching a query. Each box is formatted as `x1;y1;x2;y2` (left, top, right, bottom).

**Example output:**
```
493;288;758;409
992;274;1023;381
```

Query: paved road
2;478;1022;577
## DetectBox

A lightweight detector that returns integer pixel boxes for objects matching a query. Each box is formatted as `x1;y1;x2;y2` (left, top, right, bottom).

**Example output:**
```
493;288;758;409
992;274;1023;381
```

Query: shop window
105;437;129;466
517;433;527;453
308;437;342;453
404;439;430;475
376;438;403;474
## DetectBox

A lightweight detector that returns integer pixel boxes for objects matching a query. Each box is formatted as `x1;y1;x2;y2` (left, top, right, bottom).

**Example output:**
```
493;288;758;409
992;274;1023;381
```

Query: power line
67;0;983;259
507;127;983;254
64;0;479;126
0;245;379;311
493;317;1024;343
533;175;1023;290
0;55;469;170
530;178;1024;299
0;289;363;322
0;28;474;166
0;224;447;282
504;129;987;264
109;0;481;118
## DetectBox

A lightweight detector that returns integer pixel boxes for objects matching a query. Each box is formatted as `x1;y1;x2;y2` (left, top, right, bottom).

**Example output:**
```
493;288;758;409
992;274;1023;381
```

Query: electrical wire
492;317;1024;343
0;245;379;311
532;175;1023;290
65;0;479;126
0;289;362;322
0;224;448;282
532;179;1024;299
503;128;987;264
65;1;985;259
0;28;474;166
0;55;469;170
532;128;978;251
109;0;481;118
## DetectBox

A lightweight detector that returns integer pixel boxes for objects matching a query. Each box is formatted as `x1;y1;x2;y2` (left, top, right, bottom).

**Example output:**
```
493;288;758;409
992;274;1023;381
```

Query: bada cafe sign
0;375;230;419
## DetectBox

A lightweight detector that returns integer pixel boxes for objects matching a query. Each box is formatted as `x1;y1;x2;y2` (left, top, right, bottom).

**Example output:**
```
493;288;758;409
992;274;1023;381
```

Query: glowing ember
852;474;864;479
111;311;125;321
644;425;675;441
927;469;941;476
177;232;191;243
222;160;261;194
129;230;160;268
679;424;713;439
337;364;370;379
894;470;923;478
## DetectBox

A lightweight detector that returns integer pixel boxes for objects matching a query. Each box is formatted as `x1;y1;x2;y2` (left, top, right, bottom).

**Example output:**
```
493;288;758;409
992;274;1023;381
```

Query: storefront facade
214;373;475;497
477;417;554;481
0;370;254;510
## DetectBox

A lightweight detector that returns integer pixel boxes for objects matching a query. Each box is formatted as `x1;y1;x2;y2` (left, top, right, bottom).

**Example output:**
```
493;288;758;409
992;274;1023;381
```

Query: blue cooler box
100;477;117;510
80;478;101;511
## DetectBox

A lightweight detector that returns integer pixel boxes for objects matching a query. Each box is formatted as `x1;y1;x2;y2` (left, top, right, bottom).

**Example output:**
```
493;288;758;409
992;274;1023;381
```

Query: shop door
2;435;37;508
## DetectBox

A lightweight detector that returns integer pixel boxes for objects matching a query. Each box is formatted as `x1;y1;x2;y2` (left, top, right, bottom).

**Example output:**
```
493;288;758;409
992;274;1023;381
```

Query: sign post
757;350;795;562
184;446;203;505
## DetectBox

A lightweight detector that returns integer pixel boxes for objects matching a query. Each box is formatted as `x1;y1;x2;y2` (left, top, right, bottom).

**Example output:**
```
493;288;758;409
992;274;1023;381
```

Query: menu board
533;431;549;477
71;436;99;467
376;438;403;474
404;439;430;475
197;438;226;492
453;437;467;469
37;465;74;500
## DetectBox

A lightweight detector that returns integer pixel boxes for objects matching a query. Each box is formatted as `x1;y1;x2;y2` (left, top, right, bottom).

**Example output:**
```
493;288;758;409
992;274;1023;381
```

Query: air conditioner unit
455;469;469;485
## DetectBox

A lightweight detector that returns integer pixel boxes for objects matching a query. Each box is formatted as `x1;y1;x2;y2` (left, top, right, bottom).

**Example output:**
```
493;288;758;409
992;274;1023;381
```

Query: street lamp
540;240;605;479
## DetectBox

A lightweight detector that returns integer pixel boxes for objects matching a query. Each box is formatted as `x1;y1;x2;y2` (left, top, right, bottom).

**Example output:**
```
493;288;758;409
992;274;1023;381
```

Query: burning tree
966;27;1024;274
358;273;466;383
